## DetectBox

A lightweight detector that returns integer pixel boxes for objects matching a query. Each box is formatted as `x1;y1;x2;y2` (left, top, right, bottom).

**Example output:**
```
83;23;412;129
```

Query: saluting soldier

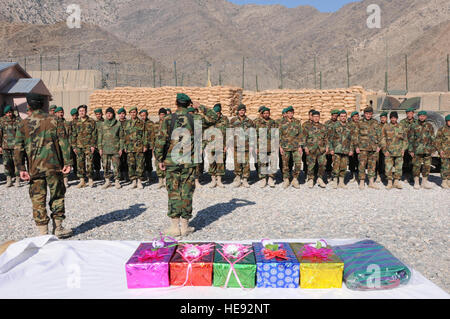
279;106;302;189
0;105;21;187
435;114;450;189
14;93;73;238
255;107;277;188
409;111;435;189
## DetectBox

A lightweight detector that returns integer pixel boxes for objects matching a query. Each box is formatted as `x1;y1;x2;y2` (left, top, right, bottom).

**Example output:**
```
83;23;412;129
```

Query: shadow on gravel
190;198;256;231
72;203;147;236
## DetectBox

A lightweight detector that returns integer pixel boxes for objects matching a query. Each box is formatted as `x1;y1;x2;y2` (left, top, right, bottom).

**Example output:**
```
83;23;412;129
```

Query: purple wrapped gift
125;240;177;289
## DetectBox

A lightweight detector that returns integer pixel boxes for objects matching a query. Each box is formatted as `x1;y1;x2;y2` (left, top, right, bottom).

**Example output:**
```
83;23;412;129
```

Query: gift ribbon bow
262;248;288;260
302;240;333;261
216;244;253;289
137;233;178;262
177;243;215;287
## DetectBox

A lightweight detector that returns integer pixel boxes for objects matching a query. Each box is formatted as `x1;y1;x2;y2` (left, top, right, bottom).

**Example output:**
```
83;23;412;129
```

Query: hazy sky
229;0;360;12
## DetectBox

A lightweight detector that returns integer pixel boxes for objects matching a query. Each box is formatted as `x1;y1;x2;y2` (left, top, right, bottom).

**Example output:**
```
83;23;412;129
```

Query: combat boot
233;176;241;188
102;179;111;189
130;179;137;189
386;180;393;190
157;178;164;189
368;177;380;190
216;176;225;188
195;179;201;188
291;178;300;189
393;179;403;189
209;176;217;188
5;176;12;187
76;178;86;188
137;179;144;189
338;178;347;189
259;177;267;188
14;177;20;188
37;224;49;236
165;218;181;237
413;177;420;190
282;178;290;189
442;179;449;189
52;219;73;239
180;218;195;237
359;180;365;190
421;178;433;189
64;177;69;188
307;179;314;188
268;177;275;188
88;178;94;188
242;178;250;188
317;177;326;188
330;178;338;189
115;180;121;189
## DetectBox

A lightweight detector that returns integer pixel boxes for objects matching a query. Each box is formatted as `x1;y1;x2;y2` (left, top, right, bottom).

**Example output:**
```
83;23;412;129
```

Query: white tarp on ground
0;236;448;299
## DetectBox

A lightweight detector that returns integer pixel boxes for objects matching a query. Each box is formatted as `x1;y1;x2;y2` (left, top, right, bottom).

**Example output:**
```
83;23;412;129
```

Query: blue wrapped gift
252;242;300;288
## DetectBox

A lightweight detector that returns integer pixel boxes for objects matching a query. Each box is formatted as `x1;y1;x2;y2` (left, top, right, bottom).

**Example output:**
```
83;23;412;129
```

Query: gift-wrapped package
290;241;344;289
213;243;256;288
332;240;411;290
169;242;215;286
125;240;177;289
252;241;300;288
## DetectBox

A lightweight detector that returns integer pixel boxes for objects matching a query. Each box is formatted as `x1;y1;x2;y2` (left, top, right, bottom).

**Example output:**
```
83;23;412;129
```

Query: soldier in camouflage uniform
72;105;97;188
325;109;340;178
206;104;228;188
255;107;278;188
435;114;450;189
117;108;129;182
355;107;381;190
301;109;316;177
139;109;154;184
153;108;168;188
93;108;104;180
188;107;205;187
14;93;73;238
377;111;388;182
409;111;435;189
0;105;21;187
380;112;408;190
279;106;303;189
67;108;78;179
154;93;218;237
54;107;70;188
98;107;124;189
301;110;327;188
229;104;254;188
347;111;360;183
328;110;355;189
122;106;147;189
48;105;57;117
400;107;417;179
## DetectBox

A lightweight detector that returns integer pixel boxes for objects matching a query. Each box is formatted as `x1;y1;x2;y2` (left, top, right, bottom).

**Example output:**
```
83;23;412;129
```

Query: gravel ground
0;165;449;293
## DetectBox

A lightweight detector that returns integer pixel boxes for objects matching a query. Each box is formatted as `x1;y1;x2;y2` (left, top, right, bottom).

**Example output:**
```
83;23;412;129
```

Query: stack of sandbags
240;86;374;121
89;86;243;117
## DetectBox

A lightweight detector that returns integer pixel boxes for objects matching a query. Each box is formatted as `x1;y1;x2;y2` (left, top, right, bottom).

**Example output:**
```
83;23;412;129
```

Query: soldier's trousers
208;150;226;176
29;173;66;226
349;153;359;177
143;150;153;178
166;166;196;220
119;152;128;179
385;156;403;180
2;149;19;177
358;151;378;180
76;148;94;179
93;149;101;172
102;154;120;180
377;152;385;177
258;151;277;179
306;151;326;180
412;154;431;178
332;154;349;178
326;154;334;173
127;152;145;181
156;160;166;179
281;149;302;179
441;158;449;180
234;150;250;179
70;148;77;177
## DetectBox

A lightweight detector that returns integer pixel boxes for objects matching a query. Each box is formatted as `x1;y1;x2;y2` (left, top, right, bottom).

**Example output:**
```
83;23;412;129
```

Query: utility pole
279;56;283;89
242;56;245;89
256;74;259;92
77;51;81;70
384;38;388;93
347;48;350;88
314;55;317;89
405;54;408;92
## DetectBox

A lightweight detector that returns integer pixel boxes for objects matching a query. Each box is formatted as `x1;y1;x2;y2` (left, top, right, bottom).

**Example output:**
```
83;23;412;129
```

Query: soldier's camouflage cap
70;108;78;116
237;104;246;111
3;105;12;113
54;107;64;113
129;106;138;112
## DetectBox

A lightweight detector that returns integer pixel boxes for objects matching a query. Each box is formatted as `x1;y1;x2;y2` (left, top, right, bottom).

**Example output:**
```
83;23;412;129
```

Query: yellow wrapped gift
290;242;344;289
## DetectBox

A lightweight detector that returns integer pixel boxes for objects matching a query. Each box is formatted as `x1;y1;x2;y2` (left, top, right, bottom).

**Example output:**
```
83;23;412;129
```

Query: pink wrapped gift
125;236;177;289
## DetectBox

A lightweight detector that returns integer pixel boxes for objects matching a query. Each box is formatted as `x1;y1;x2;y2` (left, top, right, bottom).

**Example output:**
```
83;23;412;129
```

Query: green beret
3;105;12;113
117;108;126;114
139;109;148;114
282;108;287;114
406;107;415;113
445;114;450;122
262;107;270;113
129;106;138;112
380;111;388;117
176;93;191;104
339;110;347;115
94;108;103;114
54;107;64;113
26;93;45;109
70;108;78;116
331;109;340;115
258;106;265;113
418;111;427;116
49;105;57;111
286;106;294;113
213;104;222;113
237;104;246;111
351;111;359;117
187;107;196;113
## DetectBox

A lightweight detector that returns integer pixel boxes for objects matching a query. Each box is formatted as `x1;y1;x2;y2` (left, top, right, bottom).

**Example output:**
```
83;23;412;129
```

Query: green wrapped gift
213;243;256;288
